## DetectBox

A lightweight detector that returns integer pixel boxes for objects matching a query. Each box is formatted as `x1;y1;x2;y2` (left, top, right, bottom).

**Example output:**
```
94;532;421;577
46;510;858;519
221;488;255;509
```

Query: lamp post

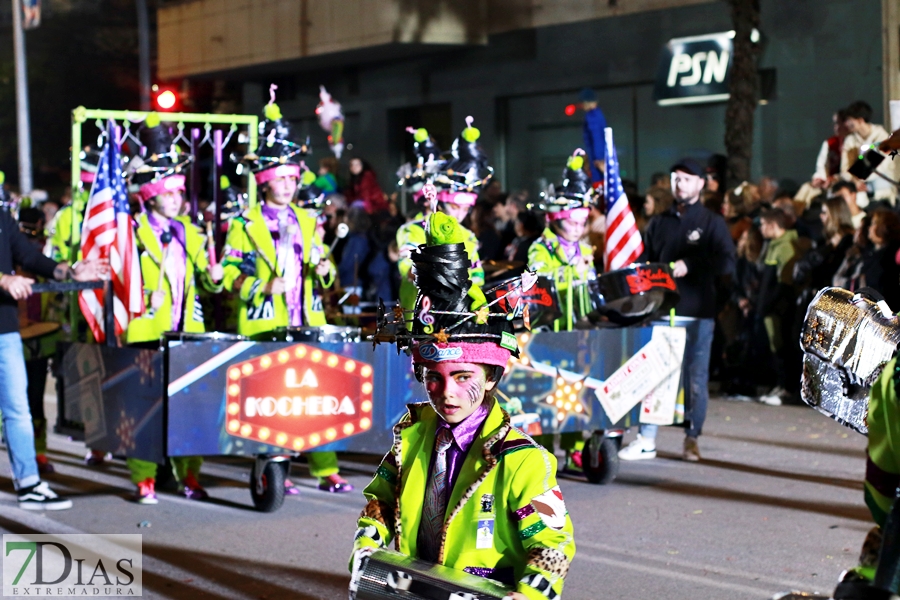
11;0;33;194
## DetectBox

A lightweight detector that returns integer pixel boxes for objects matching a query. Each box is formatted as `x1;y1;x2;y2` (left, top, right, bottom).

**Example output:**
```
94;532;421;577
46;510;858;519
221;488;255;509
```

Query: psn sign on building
653;31;735;106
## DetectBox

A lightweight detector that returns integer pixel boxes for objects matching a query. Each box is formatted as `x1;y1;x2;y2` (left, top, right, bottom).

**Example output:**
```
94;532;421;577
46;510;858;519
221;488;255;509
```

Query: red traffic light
154;88;177;111
564;104;577;117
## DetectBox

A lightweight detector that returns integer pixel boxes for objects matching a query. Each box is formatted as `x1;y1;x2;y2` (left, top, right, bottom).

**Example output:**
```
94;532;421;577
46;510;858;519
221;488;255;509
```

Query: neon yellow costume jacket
44;189;88;262
527;228;595;329
865;357;900;527
354;400;575;599
222;203;335;337
126;214;222;343
397;214;484;312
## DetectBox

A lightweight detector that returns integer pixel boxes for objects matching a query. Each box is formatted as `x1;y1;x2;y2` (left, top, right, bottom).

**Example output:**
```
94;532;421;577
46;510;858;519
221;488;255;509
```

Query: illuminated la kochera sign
3;534;142;597
224;344;374;450
653;31;735;106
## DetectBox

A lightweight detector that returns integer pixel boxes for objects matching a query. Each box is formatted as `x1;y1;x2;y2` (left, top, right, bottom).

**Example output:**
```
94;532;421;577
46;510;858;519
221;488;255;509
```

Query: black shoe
17;482;73;511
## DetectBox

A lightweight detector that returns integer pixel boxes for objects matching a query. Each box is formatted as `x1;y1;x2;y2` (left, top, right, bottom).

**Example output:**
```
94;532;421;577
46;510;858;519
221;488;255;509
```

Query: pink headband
437;191;477;207
81;171;96;184
548;207;590;223
255;164;301;185
139;174;186;202
413;341;510;367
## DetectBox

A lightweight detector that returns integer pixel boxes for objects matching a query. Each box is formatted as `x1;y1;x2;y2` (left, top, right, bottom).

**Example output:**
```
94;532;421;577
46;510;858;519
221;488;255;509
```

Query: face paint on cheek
459;373;486;407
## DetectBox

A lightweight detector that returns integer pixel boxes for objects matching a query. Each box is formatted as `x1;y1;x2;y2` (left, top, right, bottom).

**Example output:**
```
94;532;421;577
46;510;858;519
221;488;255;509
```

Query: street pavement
0;393;868;600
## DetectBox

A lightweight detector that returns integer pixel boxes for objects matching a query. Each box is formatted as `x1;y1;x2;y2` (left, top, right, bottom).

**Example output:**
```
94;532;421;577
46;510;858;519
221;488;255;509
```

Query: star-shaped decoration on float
393;305;405;322
475;305;490;325
432;328;450;344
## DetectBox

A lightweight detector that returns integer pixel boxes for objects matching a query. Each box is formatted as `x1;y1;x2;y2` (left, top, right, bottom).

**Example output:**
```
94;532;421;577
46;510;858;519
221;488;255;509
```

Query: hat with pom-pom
129;112;192;203
397;126;444;193
237;84;310;185
431;116;493;207
373;211;529;369
538;149;595;222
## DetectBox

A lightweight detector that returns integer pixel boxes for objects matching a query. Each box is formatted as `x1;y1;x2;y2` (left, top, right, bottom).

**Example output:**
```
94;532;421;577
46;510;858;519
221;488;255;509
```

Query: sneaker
18;482;72;511
618;435;657;461
683;436;701;462
36;454;55;474
317;473;354;493
84;450;109;467
180;472;209;501
568;450;583;470
756;393;783;406
134;478;158;505
284;480;301;496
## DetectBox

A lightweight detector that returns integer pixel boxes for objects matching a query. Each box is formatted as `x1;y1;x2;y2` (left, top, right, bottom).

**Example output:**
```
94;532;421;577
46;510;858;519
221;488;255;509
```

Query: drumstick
324;223;350;262
157;231;172;294
205;220;217;266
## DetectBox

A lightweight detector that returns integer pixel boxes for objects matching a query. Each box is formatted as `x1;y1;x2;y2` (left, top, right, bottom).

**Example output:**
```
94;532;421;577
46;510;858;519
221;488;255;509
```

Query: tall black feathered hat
432;116;492;198
237;84;309;185
397;126;444;192
538;149;595;221
374;211;532;368
129;112;192;202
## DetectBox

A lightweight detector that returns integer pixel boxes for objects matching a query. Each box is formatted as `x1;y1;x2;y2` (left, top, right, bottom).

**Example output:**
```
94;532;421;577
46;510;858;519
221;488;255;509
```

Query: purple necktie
420;427;454;562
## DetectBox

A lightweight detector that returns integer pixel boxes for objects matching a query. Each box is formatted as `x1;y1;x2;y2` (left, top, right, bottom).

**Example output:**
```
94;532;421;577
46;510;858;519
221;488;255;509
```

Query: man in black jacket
618;158;736;462
0;208;107;509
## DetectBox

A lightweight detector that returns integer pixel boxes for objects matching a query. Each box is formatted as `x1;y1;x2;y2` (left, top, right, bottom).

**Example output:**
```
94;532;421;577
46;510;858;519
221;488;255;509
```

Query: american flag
603;127;643;271
78;120;144;342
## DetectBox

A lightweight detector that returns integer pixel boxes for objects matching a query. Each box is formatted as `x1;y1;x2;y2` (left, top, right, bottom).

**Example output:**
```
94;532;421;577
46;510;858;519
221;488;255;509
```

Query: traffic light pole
136;0;151;111
12;0;33;194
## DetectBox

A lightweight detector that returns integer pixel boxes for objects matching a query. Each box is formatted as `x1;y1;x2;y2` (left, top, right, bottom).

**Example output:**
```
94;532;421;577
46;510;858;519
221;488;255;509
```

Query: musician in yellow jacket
527;151;597;470
124;112;224;504
397;121;489;314
223;96;353;494
352;213;575;600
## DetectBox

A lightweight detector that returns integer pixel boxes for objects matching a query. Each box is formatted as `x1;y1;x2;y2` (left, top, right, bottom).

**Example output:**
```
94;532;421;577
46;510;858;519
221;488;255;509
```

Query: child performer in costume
396;118;488;314
352;213;575;600
527;150;597;332
223;92;352;494
125;112;225;504
527;151;597;471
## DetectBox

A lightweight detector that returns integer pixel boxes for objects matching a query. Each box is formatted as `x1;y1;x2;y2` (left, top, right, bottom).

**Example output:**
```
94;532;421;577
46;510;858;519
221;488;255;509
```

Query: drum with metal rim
590;262;680;327
483;275;561;331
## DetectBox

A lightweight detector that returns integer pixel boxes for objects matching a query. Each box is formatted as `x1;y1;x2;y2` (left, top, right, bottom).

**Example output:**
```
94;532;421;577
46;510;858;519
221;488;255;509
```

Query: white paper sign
595;326;686;425
639;326;687;425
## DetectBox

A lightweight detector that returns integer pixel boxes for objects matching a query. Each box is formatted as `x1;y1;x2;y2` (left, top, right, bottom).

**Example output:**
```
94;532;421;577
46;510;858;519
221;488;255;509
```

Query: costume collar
436;402;488;455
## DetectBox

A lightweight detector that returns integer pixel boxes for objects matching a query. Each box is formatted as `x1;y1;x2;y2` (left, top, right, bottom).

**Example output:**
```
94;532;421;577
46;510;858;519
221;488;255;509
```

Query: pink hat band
255;164;301;185
413;341;510;367
437;190;477;207
80;171;96;184
139;174;186;202
548;207;590;223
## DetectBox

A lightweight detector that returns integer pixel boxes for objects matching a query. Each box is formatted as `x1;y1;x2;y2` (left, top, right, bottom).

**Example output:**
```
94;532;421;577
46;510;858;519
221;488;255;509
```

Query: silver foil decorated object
799;287;900;436
352;549;511;599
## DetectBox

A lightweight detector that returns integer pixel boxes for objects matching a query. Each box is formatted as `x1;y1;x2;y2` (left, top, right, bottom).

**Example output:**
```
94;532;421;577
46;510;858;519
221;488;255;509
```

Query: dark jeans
641;317;715;439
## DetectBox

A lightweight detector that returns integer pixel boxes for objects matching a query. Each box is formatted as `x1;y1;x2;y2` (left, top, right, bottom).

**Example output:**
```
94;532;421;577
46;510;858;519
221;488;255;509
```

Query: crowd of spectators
655;99;900;405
